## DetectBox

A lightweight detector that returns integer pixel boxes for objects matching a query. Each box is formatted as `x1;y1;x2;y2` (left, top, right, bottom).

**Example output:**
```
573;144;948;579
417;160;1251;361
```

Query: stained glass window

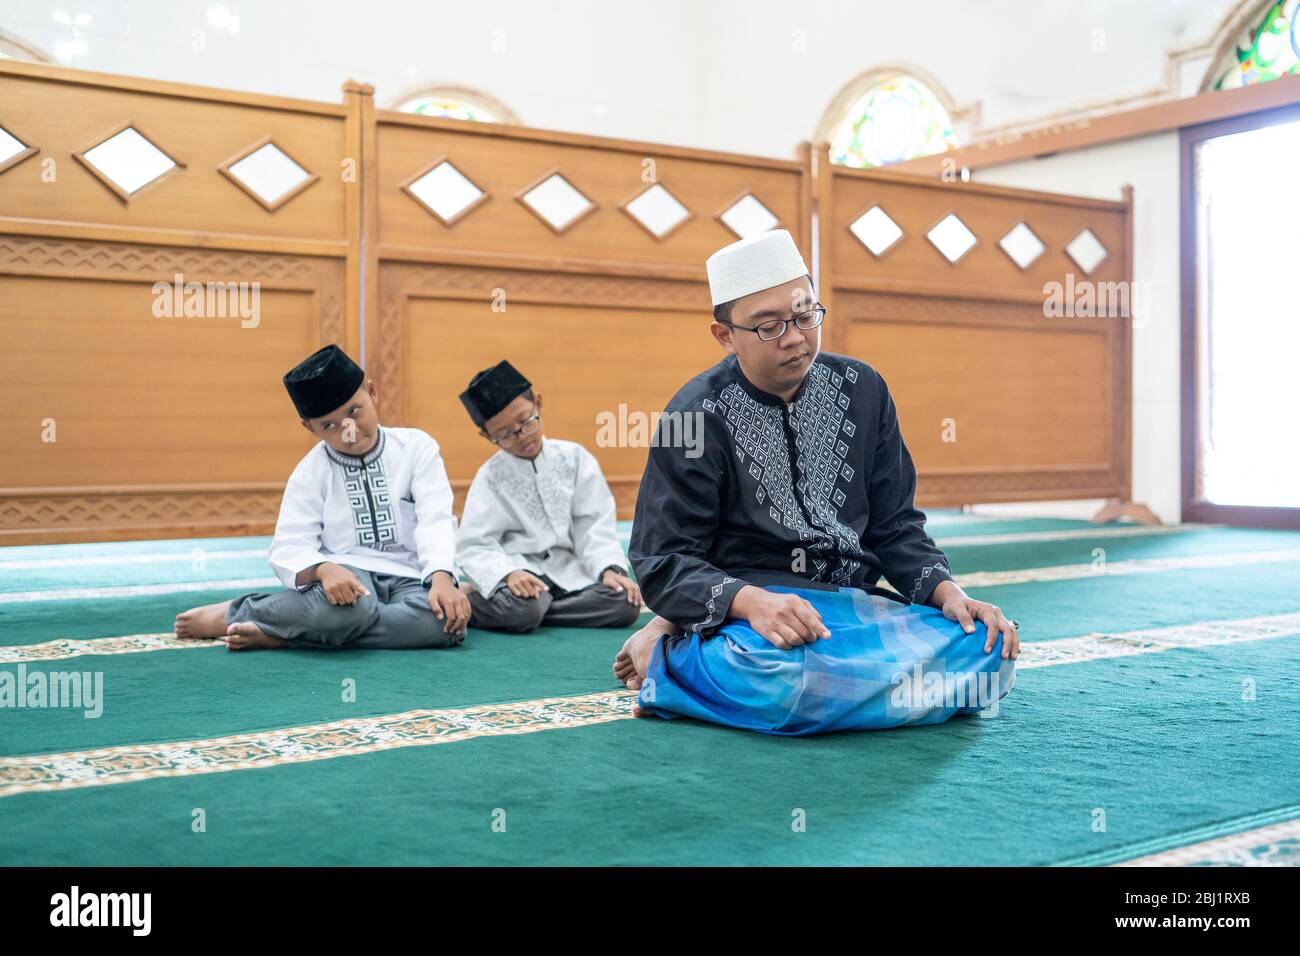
829;75;959;168
394;91;506;123
1212;0;1300;90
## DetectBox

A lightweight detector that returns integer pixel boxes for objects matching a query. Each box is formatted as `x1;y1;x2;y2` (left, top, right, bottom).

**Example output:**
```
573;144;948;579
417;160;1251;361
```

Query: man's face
711;276;820;397
481;392;544;460
302;381;381;456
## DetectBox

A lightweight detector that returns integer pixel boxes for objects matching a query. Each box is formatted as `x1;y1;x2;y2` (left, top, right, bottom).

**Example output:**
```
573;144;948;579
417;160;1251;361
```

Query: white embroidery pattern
909;560;951;603
484;443;578;535
714;361;863;586
694;575;739;635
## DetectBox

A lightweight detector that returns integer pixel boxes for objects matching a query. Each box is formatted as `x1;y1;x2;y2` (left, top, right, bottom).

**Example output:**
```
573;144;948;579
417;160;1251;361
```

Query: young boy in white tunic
456;361;643;633
174;344;471;650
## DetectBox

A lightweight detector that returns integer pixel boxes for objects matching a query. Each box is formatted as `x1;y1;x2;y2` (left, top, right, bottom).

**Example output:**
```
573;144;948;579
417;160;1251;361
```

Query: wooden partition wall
813;145;1136;510
1;58;1139;544
367;111;810;514
0;60;364;544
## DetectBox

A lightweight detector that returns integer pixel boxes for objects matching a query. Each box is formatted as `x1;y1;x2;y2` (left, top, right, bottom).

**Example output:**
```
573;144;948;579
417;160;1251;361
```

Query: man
456;360;643;633
613;229;1018;735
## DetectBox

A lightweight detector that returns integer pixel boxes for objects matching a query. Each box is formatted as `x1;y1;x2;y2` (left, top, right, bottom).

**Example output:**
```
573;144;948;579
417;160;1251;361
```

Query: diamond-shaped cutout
849;205;903;257
623;183;692;240
219;139;318;211
74;124;182;201
719;192;778;239
1066;228;1108;274
0;122;38;175
402;157;488;226
999;222;1046;270
516;171;596;233
927;212;977;263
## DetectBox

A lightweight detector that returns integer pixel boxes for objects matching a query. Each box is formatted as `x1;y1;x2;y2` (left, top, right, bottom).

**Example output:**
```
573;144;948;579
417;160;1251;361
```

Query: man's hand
429;571;471;635
505;570;549;599
601;569;643;606
731;585;830;650
317;562;370;606
931;580;1019;659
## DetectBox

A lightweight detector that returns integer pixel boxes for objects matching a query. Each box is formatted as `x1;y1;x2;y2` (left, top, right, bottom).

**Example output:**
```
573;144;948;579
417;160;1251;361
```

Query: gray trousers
468;576;642;633
227;565;462;650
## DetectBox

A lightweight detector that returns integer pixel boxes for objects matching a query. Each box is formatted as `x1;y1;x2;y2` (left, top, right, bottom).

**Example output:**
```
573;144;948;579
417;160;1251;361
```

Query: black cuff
423;569;460;588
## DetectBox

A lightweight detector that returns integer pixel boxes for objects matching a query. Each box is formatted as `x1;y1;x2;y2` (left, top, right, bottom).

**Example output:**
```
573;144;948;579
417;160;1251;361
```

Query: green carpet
2;513;1299;866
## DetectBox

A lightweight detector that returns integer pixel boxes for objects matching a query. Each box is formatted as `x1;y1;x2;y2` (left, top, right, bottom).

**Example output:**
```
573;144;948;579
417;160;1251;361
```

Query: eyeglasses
489;412;541;446
722;305;826;342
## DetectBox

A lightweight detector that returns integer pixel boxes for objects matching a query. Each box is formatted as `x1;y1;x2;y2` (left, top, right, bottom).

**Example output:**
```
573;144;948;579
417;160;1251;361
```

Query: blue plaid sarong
639;585;1016;736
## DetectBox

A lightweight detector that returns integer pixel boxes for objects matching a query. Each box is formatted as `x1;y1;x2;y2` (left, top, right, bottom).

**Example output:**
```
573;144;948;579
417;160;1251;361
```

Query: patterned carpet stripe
4;611;1298;797
4;543;1292;604
955;548;1300;588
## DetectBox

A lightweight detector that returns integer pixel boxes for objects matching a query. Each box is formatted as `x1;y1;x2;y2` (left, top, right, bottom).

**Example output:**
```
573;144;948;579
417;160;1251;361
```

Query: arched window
1211;0;1300;89
0;29;53;62
388;85;519;124
822;70;961;169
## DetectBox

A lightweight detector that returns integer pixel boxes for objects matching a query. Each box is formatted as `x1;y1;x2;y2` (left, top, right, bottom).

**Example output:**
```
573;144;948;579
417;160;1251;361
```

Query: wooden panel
830;167;1128;302
0;236;347;542
822;153;1133;507
0;70;349;246
0;60;360;544
375;112;808;277
3;276;323;485
846;319;1112;468
374;115;810;518
402;296;719;511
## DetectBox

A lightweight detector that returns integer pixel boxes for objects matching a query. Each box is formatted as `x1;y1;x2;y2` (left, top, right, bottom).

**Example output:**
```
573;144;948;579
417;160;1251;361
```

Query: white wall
974;133;1184;524
3;0;1241;159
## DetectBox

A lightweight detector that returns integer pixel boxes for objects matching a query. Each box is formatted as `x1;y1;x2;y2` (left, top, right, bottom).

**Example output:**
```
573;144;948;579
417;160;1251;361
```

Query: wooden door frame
1179;101;1300;529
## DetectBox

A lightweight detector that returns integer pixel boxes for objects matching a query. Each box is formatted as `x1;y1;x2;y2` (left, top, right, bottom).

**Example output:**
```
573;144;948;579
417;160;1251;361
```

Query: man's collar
324;426;386;467
728;354;814;407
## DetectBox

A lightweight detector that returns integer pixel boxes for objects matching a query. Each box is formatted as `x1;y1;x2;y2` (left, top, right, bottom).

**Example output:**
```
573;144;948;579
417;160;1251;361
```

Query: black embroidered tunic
629;352;954;635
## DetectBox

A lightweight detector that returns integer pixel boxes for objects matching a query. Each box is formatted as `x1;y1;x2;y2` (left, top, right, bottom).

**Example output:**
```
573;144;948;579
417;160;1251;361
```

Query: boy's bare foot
174;601;233;639
612;614;677;692
225;621;289;652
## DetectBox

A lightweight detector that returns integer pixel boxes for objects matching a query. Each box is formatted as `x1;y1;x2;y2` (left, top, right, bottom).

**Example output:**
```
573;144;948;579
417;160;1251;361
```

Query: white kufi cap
706;228;809;306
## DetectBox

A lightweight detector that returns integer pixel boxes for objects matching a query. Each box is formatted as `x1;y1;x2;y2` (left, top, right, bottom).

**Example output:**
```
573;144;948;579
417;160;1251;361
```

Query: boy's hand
731;585;830;649
505;570;549;599
318;563;370;606
429;572;471;635
601;569;642;606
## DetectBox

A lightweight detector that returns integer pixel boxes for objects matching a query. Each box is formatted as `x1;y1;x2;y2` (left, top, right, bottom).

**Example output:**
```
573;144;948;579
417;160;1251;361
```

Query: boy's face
301;381;381;456
480;392;544;460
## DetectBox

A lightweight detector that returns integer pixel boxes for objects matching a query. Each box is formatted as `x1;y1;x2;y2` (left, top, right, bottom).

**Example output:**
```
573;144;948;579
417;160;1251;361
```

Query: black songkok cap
459;360;532;428
283;345;365;420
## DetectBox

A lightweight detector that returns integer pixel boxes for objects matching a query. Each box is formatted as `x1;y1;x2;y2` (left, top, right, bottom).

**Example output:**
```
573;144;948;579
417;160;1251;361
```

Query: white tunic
268;426;457;589
456;437;627;595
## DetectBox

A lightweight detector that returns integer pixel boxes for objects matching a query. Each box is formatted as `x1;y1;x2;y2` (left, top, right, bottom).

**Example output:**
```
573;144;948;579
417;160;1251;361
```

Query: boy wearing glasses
613;229;1019;734
456;360;643;633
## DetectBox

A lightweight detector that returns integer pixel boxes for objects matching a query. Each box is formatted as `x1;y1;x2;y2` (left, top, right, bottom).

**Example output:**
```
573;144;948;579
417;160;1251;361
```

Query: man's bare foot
612;614;677;692
174;601;233;639
225;621;289;652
